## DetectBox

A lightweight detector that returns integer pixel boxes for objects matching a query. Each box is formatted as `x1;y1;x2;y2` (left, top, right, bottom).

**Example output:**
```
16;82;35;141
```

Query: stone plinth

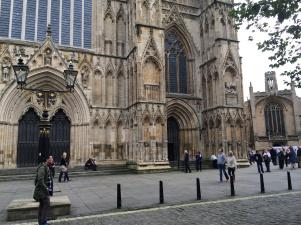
6;195;71;221
129;161;171;173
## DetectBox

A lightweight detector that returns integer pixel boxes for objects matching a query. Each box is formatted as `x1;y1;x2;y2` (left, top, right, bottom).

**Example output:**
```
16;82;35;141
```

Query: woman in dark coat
278;149;285;169
195;152;202;171
288;146;297;169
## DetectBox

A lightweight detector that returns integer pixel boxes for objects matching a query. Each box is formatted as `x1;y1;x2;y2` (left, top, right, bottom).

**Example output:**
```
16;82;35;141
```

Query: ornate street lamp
12;56;29;88
64;61;78;91
13;56;78;92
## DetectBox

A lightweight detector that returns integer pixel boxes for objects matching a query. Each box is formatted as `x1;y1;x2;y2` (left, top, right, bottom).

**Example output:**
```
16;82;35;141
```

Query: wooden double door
17;108;70;167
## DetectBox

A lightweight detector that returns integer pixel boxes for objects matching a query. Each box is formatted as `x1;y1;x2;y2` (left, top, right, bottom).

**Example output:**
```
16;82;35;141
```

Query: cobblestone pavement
14;191;301;225
1;165;301;224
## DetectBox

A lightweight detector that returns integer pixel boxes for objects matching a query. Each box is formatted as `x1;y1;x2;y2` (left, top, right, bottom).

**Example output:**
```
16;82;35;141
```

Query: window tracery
165;32;188;94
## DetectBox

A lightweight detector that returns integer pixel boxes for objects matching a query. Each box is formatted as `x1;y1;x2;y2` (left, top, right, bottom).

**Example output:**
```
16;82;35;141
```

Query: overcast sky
235;1;301;100
238;29;301;100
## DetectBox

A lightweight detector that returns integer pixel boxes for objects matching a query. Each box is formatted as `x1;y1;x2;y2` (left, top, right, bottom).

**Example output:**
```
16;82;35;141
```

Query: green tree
231;0;301;87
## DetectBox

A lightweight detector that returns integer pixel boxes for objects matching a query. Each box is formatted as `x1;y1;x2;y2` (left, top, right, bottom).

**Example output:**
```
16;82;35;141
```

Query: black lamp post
13;55;78;163
12;56;29;88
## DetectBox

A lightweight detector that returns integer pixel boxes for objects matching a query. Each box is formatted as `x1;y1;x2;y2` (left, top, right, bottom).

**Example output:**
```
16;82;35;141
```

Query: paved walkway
15;191;301;225
1;164;301;224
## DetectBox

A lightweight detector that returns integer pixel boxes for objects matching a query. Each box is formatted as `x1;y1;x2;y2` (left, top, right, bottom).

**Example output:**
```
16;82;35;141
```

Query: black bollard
230;175;235;196
159;180;164;204
287;171;292;190
196;178;201;200
260;173;265;193
117;183;122;209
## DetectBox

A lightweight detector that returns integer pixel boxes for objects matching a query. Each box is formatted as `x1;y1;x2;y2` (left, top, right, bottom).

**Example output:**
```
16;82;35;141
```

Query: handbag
60;165;67;172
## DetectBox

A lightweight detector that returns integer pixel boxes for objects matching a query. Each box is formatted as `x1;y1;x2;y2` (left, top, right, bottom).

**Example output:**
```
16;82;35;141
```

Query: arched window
264;103;285;137
165;32;188;94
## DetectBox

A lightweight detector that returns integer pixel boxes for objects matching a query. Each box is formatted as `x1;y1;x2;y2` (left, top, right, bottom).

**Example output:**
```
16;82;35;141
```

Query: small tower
265;71;278;93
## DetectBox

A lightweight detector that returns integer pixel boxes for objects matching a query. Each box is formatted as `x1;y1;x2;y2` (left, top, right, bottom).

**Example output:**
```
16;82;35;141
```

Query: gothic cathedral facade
0;0;247;169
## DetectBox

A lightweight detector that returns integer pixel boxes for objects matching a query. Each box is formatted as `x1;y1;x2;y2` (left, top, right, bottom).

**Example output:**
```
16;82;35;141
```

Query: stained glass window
37;0;47;41
12;0;23;39
25;0;36;41
0;0;11;37
264;103;285;137
83;0;92;48
165;32;188;94
51;0;60;43
61;0;70;45
73;0;82;47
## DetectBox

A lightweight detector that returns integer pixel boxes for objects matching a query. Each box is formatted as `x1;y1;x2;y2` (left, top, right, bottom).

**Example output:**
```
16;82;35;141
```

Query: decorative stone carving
81;66;90;88
225;82;237;94
104;0;114;21
44;48;52;65
142;0;151;9
143;29;160;59
162;5;184;26
224;50;238;71
1;57;11;82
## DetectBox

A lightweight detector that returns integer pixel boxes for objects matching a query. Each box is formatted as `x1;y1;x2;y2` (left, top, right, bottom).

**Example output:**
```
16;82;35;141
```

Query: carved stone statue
225;82;237;94
81;67;90;88
1;59;11;82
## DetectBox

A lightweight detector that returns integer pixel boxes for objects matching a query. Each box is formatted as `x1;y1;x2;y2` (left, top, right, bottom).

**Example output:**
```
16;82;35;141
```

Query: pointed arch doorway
167;117;180;163
17;108;70;167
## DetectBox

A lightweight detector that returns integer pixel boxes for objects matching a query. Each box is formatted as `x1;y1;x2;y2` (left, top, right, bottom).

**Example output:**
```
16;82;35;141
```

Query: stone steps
0;165;135;182
170;160;214;171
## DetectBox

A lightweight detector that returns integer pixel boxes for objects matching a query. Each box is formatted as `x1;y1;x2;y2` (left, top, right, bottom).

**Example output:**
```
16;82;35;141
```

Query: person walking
184;150;191;173
284;148;289;167
33;155;54;225
217;149;229;182
263;149;271;172
58;152;70;182
270;148;277;165
278;149;285;169
195;151;202;171
254;150;264;173
227;151;237;181
297;146;301;168
288;146;297;169
248;149;254;165
210;154;218;169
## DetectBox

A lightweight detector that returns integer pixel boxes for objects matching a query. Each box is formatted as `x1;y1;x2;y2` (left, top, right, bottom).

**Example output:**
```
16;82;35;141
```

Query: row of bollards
116;171;294;208
259;171;292;195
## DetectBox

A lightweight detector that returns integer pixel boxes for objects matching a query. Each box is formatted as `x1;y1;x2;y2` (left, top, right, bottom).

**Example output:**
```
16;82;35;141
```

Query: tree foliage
230;0;301;87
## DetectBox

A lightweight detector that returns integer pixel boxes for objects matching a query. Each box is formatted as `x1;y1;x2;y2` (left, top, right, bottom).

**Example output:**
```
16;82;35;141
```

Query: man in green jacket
33;155;53;225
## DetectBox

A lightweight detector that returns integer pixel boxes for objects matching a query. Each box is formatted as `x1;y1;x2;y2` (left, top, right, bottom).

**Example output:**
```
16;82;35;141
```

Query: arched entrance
0;67;90;168
167;117;180;162
17;108;40;167
17;108;71;167
166;99;200;165
49;109;71;165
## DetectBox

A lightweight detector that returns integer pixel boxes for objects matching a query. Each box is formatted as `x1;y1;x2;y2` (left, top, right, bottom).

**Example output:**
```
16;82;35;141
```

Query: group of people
183;150;203;173
249;146;301;174
216;149;237;182
184;148;237;183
